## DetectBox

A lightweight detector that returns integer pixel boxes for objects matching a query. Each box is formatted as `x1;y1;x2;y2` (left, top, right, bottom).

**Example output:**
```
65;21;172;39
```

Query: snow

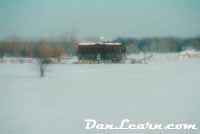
0;54;200;134
179;49;200;60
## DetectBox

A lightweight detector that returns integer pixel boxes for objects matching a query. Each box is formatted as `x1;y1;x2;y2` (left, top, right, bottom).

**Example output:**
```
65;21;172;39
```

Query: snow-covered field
0;54;200;134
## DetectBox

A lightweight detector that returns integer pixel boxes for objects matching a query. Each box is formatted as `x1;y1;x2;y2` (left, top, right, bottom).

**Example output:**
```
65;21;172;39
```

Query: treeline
0;37;200;58
0;39;77;59
114;37;200;53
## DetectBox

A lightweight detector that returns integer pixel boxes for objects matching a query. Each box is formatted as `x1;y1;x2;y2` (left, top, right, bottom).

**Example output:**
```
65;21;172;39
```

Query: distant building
77;42;126;63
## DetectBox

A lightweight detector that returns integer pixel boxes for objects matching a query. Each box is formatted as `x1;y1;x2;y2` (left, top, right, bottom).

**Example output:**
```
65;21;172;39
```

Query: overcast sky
0;0;200;40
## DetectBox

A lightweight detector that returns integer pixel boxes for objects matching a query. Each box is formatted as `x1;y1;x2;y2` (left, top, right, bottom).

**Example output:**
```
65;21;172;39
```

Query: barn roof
79;42;121;46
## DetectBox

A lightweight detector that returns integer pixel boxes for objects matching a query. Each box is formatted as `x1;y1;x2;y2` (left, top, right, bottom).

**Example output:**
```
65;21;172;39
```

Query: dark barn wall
77;44;126;63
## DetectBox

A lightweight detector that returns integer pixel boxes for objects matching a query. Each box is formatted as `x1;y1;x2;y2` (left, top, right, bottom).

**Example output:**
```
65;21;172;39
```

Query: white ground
0;54;200;134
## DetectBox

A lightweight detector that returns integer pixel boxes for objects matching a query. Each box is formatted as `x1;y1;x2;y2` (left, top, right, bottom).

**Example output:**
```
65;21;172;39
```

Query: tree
0;44;5;59
34;40;52;77
52;47;65;62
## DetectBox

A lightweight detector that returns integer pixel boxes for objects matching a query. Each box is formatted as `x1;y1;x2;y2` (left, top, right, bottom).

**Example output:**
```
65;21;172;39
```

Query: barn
77;42;126;63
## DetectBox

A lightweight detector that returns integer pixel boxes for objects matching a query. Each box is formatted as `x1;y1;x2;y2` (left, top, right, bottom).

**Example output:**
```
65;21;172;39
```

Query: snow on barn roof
79;42;121;46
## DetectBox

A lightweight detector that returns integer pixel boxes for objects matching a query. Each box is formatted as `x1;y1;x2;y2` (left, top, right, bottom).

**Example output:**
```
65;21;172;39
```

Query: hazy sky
0;0;200;40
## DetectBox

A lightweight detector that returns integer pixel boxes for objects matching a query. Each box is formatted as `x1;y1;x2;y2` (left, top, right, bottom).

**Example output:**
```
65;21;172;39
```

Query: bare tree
37;58;50;77
35;40;51;77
